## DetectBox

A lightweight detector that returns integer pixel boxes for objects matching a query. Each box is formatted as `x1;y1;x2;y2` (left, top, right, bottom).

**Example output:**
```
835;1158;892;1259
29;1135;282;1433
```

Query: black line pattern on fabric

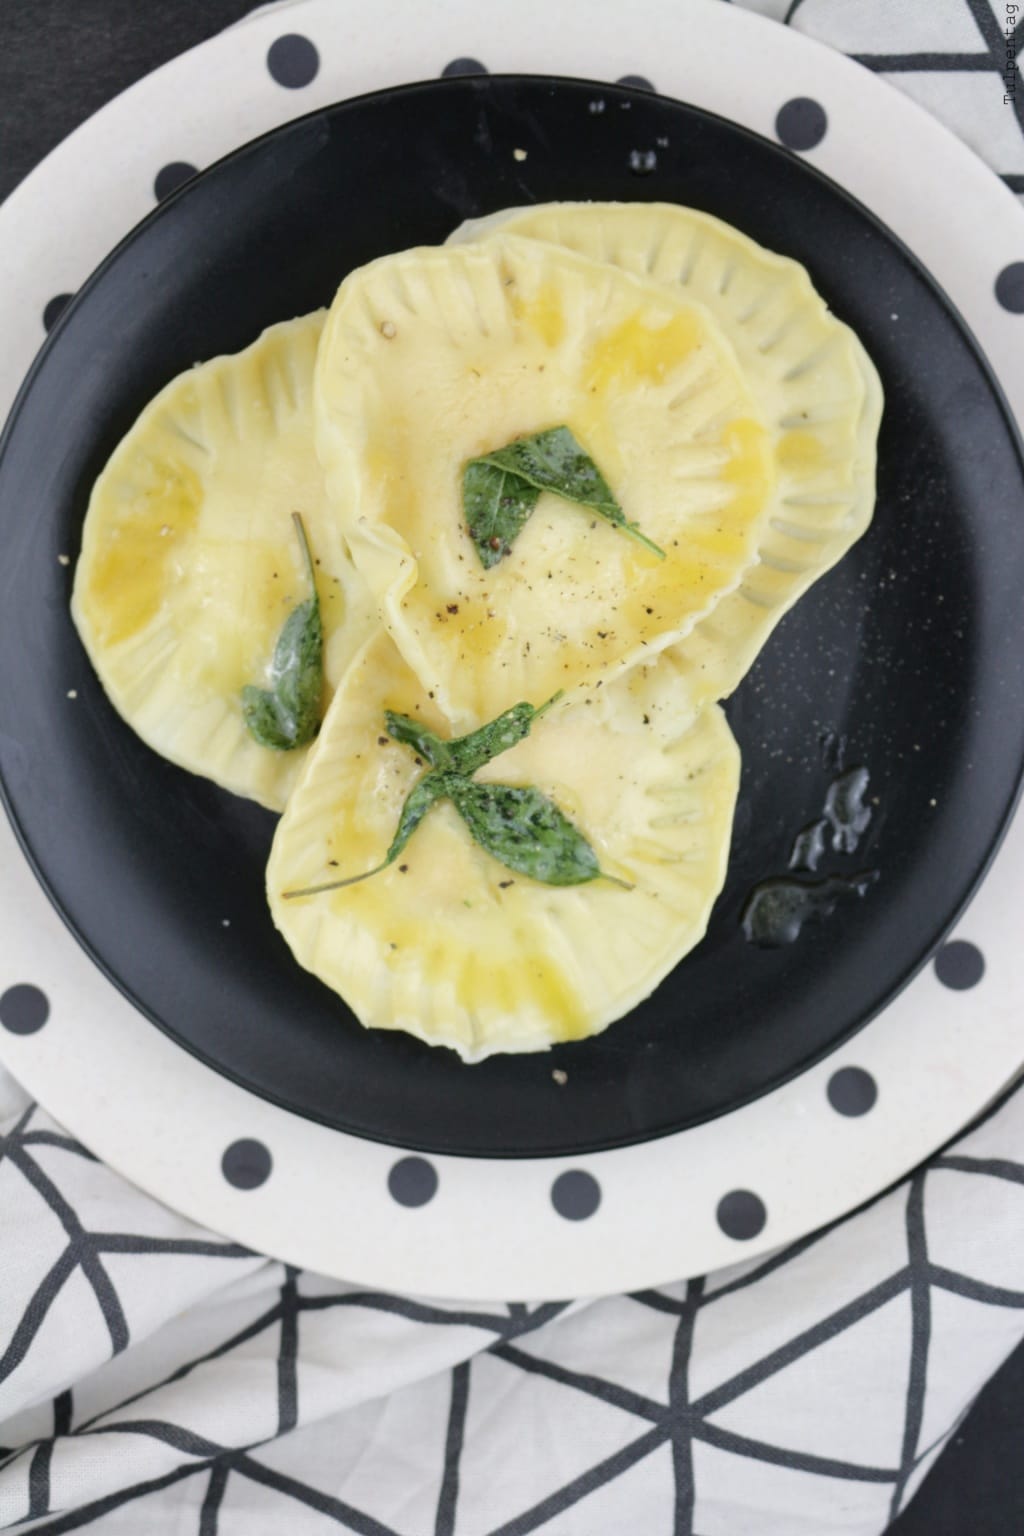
698;1229;828;1305
851;50;993;71
965;0;1024;134
93;1234;254;1257
198;1461;230;1536
435;1362;471;1536
0;1246;80;1384
693;1270;911;1417
934;1153;1024;1185
491;1341;665;1421
3;1148;1024;1530
929;1268;1024;1307
21;1460;213;1535
297;1290;531;1333
7;1051;1024;1535
233;1452;401;1536
1;1139;128;1359
27;1439;55;1522
53;1391;72;1436
86;1417;229;1459
670;1277;702;1535
890;1175;930;1519
277;1267;300;1436
24;1391;73;1523
0;1102;35;1170
790;0;1024;201
692;1419;899;1482
630;1288;689;1316
75;1300;286;1433
486;1424;671;1536
18;1131;99;1162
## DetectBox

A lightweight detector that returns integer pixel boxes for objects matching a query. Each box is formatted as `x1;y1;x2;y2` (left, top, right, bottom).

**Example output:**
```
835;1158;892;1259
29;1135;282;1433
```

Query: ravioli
267;629;740;1060
72;314;378;811
451;203;882;710
314;236;775;727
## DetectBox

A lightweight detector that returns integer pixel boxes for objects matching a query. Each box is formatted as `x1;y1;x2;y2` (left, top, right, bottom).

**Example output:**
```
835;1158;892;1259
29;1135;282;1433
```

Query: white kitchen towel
2;1;1024;1532
2;1066;1024;1534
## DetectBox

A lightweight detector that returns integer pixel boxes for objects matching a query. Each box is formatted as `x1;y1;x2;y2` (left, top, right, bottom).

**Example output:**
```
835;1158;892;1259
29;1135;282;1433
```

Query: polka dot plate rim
0;0;1022;1300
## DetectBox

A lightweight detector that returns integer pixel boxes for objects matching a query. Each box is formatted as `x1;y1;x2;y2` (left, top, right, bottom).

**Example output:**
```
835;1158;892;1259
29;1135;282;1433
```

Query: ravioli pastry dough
314;236;774;727
267;630;740;1059
72;314;378;811
451;203;882;709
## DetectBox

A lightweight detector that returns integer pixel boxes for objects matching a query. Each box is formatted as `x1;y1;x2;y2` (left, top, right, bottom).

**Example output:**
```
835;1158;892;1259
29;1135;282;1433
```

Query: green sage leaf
448;779;601;886
282;691;629;900
445;699;547;777
242;512;323;751
462;461;540;569
383;712;451;769
282;770;449;899
464;426;665;566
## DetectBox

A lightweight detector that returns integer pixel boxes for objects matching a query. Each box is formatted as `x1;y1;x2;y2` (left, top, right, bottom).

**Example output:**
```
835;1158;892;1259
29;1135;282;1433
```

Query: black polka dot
827;1066;877;1117
267;34;320;90
441;57;488;78
221;1138;272;1189
43;293;72;333
775;97;827;152
934;939;985;990
617;74;655;92
717;1190;766;1241
388;1156;438;1207
154;162;198;203
0;984;49;1035
995;262;1024;314
551;1170;601;1221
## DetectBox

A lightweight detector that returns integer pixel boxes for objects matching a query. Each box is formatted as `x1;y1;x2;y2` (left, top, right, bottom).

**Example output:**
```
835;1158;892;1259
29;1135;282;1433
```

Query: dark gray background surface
0;3;1019;1529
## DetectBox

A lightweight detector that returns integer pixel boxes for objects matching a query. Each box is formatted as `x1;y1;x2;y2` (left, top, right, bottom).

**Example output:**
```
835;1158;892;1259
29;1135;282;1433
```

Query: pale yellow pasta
450;203;881;710
268;630;740;1059
314;236;775;728
73;314;378;810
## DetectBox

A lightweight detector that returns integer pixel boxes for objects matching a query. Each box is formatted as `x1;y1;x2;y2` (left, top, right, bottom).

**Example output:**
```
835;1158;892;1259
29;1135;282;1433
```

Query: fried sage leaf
448;779;601;886
242;513;323;750
463;461;540;569
382;712;451;769
282;690;628;898
464;426;665;567
282;770;450;898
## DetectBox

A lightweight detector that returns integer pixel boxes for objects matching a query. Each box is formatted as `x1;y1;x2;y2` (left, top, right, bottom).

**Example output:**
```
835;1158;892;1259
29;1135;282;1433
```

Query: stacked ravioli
73;204;881;1061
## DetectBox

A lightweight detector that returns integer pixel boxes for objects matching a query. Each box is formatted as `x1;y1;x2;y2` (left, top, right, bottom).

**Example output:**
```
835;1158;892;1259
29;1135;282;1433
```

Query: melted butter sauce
742;870;879;948
742;763;878;949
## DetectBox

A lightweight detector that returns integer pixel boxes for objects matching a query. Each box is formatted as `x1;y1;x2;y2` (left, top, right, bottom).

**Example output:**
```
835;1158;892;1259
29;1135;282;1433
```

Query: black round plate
2;77;1023;1158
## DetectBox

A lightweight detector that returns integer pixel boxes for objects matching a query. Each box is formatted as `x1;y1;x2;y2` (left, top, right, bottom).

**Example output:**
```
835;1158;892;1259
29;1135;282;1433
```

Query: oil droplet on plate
825;766;872;853
588;99;606;114
742;871;879;949
788;818;828;872
629;149;658;176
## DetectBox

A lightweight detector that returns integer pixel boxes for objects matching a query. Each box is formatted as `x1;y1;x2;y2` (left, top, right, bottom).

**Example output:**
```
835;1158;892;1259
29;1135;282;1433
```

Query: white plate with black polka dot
1;0;1022;1300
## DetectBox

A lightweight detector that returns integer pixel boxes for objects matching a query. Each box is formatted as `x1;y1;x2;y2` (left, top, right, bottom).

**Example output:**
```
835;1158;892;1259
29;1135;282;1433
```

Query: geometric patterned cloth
2;1063;1024;1533
3;0;1024;1531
